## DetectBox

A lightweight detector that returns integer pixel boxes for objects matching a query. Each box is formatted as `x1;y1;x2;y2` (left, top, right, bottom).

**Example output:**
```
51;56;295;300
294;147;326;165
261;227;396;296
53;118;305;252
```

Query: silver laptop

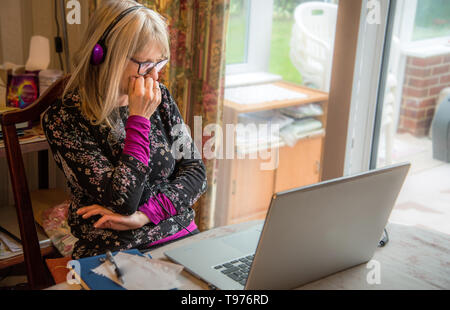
165;163;410;290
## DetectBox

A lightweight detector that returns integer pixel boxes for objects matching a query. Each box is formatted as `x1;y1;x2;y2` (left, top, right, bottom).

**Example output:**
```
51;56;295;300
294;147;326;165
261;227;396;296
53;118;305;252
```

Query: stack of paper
0;231;23;260
92;252;184;290
280;118;324;147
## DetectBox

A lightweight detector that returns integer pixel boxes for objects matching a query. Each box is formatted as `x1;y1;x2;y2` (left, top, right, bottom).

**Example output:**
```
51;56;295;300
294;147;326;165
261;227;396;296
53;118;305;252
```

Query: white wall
0;0;89;206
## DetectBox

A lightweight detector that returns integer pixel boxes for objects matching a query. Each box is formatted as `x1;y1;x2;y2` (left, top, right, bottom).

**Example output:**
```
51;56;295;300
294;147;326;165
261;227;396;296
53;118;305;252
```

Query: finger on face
155;82;161;102
153;90;160;107
128;76;136;95
134;76;145;96
144;76;154;91
145;77;154;100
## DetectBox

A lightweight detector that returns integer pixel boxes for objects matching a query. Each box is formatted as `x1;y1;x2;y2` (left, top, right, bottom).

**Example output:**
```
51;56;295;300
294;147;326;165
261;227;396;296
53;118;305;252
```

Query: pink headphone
91;5;143;65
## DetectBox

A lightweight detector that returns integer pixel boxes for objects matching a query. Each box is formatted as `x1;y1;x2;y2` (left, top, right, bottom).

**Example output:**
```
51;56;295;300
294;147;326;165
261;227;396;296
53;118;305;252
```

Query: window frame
398;0;450;46
225;0;274;76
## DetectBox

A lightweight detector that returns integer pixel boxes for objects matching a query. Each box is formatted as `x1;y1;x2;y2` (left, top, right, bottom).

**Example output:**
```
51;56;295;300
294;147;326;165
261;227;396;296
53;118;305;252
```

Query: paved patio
380;133;450;236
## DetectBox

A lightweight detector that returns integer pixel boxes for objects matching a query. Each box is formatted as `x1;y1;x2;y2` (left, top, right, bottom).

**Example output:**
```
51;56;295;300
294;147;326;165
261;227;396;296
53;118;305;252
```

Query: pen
106;250;124;284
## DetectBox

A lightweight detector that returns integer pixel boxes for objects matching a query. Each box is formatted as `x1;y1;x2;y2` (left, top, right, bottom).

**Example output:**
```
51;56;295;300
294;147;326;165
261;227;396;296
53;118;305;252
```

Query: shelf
216;82;329;227
0;124;49;157
224;82;329;113
0;245;56;269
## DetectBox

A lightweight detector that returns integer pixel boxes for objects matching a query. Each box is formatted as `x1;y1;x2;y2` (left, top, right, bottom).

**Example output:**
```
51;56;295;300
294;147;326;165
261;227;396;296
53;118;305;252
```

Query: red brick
430;85;446;96
414;127;429;137
408;77;439;88
410;57;426;66
410;56;443;67
417;118;432;129
400;107;411;117
402;118;417;130
401;107;426;119
405;66;432;78
403;98;420;108
440;74;450;84
403;86;428;98
418;97;436;108
426;108;435;118
432;64;450;76
444;55;450;64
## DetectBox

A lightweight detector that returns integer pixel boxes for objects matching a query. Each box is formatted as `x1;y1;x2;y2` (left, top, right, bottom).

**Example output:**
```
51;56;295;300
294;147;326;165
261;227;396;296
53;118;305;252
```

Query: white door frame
344;0;391;176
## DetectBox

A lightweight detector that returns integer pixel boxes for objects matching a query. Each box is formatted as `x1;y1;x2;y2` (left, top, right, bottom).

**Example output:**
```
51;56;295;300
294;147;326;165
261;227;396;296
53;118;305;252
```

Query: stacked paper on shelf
39;70;64;95
234;110;324;154
280;118;323;147
238;110;295;129
225;84;308;105
0;231;23;260
236;110;293;154
280;103;323;119
0;205;51;254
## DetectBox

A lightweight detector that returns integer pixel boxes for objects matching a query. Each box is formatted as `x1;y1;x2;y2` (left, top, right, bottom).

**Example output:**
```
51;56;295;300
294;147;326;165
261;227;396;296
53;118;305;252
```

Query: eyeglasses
129;58;168;76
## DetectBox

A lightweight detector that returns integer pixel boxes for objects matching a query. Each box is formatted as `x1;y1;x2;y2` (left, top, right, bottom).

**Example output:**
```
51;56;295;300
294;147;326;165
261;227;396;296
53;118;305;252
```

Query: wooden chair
0;75;70;289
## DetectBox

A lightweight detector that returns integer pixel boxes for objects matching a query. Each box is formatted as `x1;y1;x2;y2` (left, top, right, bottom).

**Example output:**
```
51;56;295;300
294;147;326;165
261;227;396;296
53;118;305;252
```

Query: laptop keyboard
213;254;255;286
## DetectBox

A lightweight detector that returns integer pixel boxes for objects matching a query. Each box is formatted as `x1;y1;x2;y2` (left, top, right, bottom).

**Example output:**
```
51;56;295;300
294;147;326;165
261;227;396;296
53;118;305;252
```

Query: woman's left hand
77;204;150;231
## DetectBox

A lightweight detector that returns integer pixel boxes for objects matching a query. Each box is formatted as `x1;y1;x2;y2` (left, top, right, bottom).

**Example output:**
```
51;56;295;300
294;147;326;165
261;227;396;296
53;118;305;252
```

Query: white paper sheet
92;252;184;290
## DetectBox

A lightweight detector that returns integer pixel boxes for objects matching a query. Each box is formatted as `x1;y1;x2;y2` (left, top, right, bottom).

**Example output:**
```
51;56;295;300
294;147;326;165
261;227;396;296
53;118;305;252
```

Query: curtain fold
91;0;230;230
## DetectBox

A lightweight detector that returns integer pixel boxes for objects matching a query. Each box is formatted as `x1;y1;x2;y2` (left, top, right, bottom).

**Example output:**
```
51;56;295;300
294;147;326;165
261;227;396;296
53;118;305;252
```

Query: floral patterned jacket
42;84;207;259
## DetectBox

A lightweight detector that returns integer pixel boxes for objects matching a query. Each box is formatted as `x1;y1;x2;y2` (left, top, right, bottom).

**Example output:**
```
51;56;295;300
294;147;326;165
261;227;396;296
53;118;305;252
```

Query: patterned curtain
90;0;230;231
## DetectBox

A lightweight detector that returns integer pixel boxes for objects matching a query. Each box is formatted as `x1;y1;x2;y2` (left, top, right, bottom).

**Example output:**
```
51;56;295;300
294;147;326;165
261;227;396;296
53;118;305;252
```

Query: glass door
371;0;450;235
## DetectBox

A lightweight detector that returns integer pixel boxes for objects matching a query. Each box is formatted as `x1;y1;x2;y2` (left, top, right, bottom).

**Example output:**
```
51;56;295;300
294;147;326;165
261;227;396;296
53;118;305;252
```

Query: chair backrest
0;74;70;289
291;2;338;91
294;2;338;44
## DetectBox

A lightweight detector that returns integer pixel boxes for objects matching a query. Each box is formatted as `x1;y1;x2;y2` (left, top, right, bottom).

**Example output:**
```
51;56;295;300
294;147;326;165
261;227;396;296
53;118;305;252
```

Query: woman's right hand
128;76;162;119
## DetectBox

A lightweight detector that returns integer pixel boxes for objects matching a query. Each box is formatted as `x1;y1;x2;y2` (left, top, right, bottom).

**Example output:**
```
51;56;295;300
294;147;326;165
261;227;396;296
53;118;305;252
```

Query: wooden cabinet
215;82;328;227
275;136;323;193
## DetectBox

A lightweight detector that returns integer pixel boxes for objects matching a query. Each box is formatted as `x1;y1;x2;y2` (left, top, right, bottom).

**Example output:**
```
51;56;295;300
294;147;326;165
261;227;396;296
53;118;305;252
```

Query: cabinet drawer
229;151;276;223
275;136;323;193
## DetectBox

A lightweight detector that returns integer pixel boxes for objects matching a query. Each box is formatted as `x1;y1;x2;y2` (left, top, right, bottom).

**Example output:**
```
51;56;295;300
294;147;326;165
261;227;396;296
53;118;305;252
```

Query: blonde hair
63;0;170;130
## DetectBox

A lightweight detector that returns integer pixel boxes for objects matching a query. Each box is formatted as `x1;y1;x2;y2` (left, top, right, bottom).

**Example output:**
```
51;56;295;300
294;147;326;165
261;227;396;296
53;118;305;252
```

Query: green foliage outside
413;0;450;41
226;0;303;84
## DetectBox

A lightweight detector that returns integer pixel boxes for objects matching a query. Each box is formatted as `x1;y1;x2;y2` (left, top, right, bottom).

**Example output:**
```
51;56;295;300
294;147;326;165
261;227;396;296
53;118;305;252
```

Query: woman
42;0;207;259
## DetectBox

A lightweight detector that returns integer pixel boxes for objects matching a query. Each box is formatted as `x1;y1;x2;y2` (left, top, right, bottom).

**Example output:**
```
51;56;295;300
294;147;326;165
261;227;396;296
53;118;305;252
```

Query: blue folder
74;249;152;290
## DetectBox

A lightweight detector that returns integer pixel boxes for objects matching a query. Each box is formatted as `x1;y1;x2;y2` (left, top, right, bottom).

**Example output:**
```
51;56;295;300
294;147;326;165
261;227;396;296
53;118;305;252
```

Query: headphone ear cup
91;42;107;65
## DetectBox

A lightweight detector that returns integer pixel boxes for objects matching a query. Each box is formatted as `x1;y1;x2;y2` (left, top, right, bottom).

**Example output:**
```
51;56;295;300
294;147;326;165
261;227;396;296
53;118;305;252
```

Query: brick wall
398;53;450;136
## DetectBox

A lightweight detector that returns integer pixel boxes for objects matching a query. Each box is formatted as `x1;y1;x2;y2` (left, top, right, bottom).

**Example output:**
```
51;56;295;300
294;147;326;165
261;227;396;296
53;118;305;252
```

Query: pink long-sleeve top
123;115;198;247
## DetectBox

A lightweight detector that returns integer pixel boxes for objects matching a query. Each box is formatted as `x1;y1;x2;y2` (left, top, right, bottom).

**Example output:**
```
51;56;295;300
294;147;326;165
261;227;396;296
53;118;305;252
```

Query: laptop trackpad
219;227;261;253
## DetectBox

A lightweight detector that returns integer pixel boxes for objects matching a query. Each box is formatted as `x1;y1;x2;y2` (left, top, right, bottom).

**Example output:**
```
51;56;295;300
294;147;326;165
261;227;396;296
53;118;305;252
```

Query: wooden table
49;220;450;290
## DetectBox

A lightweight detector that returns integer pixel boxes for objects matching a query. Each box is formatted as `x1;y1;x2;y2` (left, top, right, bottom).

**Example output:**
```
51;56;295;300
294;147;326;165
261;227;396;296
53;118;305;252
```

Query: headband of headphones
91;5;143;65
